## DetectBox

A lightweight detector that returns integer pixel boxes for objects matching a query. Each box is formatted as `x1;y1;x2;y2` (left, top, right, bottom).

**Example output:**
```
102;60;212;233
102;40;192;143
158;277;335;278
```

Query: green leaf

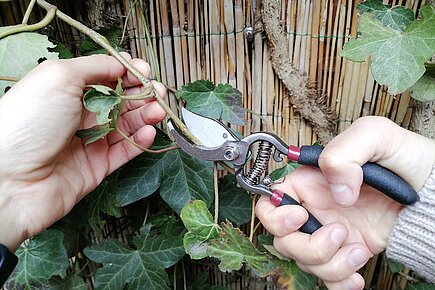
87;173;121;234
409;74;435;101
76;125;116;145
79;27;124;56
278;269;318;290
180;200;221;259
257;235;289;260
47;275;88;290
83;85;122;125
181;200;220;238
51;201;90;258
407;282;435;290
117;130;214;213
84;226;185;290
341;5;435;95
218;174;252;225
50;41;74;59
176;80;246;125
357;0;414;31
208;222;271;276
387;259;405;273
10;229;69;289
0;32;58;96
270;162;299;180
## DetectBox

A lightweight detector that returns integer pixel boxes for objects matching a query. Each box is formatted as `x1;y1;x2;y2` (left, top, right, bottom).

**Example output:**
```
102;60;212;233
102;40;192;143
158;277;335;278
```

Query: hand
0;54;166;251
256;117;435;290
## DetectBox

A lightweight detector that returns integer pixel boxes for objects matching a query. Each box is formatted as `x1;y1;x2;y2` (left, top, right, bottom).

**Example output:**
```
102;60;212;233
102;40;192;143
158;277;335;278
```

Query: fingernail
330;183;353;205
345;277;364;290
284;211;306;229
349;249;369;268
330;227;347;245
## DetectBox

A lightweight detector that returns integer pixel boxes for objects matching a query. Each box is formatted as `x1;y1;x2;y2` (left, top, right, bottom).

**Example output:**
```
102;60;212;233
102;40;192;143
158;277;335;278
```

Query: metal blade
167;120;227;161
181;108;238;147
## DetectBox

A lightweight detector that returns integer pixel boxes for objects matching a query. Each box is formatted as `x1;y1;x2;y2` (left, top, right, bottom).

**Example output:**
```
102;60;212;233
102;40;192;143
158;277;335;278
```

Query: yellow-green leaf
0;32;58;96
341;5;435;95
83;85;122;125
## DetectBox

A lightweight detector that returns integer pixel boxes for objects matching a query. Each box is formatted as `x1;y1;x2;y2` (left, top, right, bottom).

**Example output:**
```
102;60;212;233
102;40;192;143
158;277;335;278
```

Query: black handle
276;193;322;234
298;145;419;205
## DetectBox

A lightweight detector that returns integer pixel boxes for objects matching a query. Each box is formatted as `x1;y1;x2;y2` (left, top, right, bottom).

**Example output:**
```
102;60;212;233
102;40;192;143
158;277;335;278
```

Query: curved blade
167;121;226;161
181;108;238;147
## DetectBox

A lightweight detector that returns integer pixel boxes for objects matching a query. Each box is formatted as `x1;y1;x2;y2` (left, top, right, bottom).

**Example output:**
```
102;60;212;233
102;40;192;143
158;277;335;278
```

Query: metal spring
245;141;273;184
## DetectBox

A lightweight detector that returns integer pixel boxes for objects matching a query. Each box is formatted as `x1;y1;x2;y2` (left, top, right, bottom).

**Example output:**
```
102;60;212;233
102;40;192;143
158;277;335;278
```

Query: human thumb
318;116;434;207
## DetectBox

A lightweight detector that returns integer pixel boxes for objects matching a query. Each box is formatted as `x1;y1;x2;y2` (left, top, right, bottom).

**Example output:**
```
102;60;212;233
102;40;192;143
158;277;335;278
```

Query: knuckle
318;148;345;172
311;246;331;264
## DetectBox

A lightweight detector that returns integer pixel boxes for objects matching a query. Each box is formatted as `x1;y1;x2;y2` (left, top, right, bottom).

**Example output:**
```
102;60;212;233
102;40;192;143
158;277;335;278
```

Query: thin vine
35;0;200;145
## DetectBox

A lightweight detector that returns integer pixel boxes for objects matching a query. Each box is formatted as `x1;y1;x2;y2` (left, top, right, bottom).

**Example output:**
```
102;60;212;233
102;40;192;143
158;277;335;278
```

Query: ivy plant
341;0;435;101
1;0;432;289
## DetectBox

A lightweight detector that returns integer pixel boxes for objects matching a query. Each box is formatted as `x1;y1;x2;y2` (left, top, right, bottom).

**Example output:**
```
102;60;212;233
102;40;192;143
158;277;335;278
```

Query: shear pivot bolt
224;147;239;160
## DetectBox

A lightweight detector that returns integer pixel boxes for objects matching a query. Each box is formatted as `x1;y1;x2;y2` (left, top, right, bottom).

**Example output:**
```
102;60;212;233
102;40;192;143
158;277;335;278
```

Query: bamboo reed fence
0;0;431;289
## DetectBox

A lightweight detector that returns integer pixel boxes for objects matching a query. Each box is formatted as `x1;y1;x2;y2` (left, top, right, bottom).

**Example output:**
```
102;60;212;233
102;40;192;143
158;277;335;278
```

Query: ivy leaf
218;175;252;225
357;0;414;31
341;5;435;95
176;80;245;125
208;222;272;276
84;226;185;290
409;74;435;101
48;275;87;290
10;229;69;289
83;85;122;125
79;27;124;56
117;130;214;213
407;282;435;290
0;32;58;96
87;173;121;234
270;162;299;180
257;235;318;290
50;40;74;59
180;200;221;259
387;259;405;273
277;268;318;290
76;125;116;145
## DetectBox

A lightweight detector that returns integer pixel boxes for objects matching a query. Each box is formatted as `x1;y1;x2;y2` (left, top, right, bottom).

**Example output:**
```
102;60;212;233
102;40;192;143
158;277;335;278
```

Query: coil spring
245;141;273;184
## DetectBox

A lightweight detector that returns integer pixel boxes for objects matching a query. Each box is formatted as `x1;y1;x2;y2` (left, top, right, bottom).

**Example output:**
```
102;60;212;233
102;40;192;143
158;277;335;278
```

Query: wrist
0;188;27;251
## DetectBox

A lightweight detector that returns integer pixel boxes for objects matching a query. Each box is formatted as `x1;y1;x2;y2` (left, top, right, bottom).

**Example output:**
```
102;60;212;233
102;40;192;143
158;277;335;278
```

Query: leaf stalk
22;0;37;24
0;6;56;40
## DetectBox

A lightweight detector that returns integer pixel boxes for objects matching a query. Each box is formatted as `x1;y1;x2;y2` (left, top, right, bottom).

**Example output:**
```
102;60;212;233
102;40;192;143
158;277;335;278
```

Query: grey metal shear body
168;108;419;234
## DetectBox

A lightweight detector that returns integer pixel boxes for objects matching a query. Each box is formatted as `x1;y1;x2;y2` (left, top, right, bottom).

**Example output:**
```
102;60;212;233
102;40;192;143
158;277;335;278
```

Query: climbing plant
341;0;435;101
1;0;434;289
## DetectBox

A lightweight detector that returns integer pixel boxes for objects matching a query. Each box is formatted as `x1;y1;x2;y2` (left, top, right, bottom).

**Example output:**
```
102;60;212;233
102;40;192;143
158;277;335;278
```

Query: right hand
256;116;435;290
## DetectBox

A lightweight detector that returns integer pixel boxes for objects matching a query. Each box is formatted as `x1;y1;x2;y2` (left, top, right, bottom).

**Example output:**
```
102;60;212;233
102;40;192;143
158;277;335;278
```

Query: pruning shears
168;108;419;234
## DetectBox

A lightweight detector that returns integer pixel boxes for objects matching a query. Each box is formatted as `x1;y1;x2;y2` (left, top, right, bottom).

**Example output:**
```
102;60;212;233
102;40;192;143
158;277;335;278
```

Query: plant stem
119;0;139;45
36;0;200;144
116;127;179;154
0;76;20;82
137;1;161;82
22;0;37;24
213;162;219;224
120;90;155;100
0;6;56;39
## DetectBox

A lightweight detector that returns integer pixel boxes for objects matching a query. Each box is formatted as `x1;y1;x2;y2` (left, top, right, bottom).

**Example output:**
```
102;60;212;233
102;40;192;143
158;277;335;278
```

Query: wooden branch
262;0;337;144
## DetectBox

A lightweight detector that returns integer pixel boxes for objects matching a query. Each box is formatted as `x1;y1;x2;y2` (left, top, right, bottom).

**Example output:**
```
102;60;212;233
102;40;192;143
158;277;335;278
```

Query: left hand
0;54;166;250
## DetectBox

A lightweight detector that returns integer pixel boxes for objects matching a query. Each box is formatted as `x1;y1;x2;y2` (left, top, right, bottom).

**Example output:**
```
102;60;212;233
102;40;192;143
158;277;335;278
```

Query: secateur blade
167;108;239;161
180;108;239;147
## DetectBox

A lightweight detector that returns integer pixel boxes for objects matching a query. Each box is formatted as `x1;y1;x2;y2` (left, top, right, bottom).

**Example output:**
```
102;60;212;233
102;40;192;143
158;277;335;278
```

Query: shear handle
236;169;322;234
289;145;419;205
270;190;322;234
